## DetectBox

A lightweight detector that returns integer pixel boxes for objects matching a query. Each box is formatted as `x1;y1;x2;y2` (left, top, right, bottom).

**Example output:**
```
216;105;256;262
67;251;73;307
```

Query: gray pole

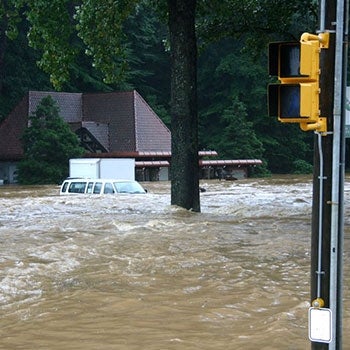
311;0;348;349
329;0;348;348
311;0;335;349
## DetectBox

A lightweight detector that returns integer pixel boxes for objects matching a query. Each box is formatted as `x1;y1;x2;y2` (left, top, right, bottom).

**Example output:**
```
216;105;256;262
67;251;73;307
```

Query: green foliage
198;40;266;164
292;159;313;174
122;3;170;122
203;97;269;176
0;0;24;40
197;0;318;49
18;95;85;184
1;0;331;179
24;0;77;89
197;35;315;175
0;21;52;121
211;98;262;158
74;0;138;85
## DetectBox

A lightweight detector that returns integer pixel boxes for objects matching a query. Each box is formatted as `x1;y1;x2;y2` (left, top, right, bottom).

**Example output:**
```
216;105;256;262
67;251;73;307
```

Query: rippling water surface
0;176;349;349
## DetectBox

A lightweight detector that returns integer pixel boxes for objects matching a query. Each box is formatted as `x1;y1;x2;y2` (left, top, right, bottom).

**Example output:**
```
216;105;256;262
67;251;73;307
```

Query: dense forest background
1;1;349;174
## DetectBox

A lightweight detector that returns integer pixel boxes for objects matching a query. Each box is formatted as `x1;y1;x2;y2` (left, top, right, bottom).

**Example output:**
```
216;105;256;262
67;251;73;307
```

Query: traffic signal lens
280;44;301;78
280;85;300;118
268;84;303;121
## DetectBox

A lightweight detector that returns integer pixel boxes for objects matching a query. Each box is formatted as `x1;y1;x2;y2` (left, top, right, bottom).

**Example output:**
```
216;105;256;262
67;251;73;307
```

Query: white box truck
69;159;100;178
100;158;135;180
69;158;135;180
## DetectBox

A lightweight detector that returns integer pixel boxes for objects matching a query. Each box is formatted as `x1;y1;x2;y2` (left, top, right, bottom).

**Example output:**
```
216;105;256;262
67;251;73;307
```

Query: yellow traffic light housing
300;33;320;80
268;32;329;133
300;82;319;121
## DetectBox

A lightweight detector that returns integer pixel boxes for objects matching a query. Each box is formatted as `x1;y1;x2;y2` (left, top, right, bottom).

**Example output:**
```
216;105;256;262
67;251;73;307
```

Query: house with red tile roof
0;90;172;183
0;90;262;184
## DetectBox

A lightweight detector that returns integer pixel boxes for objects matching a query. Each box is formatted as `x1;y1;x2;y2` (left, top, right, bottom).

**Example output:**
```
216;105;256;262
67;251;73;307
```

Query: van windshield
114;181;145;194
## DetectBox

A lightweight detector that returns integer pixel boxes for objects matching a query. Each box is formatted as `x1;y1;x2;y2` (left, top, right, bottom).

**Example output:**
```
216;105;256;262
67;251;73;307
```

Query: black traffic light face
279;45;300;78
268;84;308;120
268;42;305;78
268;42;309;121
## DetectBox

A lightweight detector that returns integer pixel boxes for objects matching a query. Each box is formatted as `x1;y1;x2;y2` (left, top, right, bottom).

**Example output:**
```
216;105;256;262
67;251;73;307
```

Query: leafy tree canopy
2;0;318;89
18;95;85;184
1;0;326;178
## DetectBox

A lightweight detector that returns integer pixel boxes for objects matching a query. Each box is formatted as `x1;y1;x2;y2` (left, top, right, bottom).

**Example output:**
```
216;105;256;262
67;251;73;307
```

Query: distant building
0;90;261;183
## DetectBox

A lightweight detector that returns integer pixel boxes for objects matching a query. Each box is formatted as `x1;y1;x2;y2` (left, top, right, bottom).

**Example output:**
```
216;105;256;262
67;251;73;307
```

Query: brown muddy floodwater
0;175;349;350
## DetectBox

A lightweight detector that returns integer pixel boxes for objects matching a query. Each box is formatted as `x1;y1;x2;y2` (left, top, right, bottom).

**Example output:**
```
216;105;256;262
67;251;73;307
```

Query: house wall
159;167;169;181
199;166;248;180
0;95;29;161
135;167;170;181
0;162;18;184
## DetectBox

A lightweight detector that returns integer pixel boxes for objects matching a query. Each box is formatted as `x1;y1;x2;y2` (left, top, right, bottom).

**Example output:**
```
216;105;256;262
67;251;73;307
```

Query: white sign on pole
308;307;332;343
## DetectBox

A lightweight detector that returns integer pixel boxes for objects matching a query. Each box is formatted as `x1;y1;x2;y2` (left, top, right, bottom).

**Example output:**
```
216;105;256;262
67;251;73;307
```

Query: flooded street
0;176;349;349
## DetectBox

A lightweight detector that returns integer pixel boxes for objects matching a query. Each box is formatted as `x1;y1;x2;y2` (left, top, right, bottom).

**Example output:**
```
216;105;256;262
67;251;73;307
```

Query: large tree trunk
167;0;200;212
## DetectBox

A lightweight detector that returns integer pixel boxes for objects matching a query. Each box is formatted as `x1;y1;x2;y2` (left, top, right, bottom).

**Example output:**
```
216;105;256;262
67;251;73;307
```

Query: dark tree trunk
167;0;200;212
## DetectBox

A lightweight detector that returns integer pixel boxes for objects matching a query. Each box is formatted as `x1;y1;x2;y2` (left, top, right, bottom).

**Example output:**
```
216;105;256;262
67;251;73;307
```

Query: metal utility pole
310;0;348;349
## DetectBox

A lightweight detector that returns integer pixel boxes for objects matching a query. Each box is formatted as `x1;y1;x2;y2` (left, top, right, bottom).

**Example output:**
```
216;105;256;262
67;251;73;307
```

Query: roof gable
83;91;136;152
82;121;109;151
82;90;171;153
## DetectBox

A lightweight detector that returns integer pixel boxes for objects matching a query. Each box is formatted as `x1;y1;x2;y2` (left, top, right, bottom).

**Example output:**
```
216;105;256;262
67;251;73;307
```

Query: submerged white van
60;178;146;195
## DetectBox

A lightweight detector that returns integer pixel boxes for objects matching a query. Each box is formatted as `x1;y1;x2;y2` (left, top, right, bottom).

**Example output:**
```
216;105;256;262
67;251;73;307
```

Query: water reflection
0;176;349;349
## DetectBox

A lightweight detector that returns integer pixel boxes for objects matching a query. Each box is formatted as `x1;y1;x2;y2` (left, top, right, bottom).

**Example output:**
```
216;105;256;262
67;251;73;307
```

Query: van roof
63;178;135;182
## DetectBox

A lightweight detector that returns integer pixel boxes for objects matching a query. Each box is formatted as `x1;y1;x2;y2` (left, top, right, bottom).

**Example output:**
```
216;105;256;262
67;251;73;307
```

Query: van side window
87;182;94;194
68;182;86;193
104;183;115;194
93;182;102;194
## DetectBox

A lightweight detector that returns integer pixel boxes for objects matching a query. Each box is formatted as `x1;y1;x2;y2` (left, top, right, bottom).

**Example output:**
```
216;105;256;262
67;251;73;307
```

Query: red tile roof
134;91;171;152
28;91;82;123
135;160;170;167
199;159;263;166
